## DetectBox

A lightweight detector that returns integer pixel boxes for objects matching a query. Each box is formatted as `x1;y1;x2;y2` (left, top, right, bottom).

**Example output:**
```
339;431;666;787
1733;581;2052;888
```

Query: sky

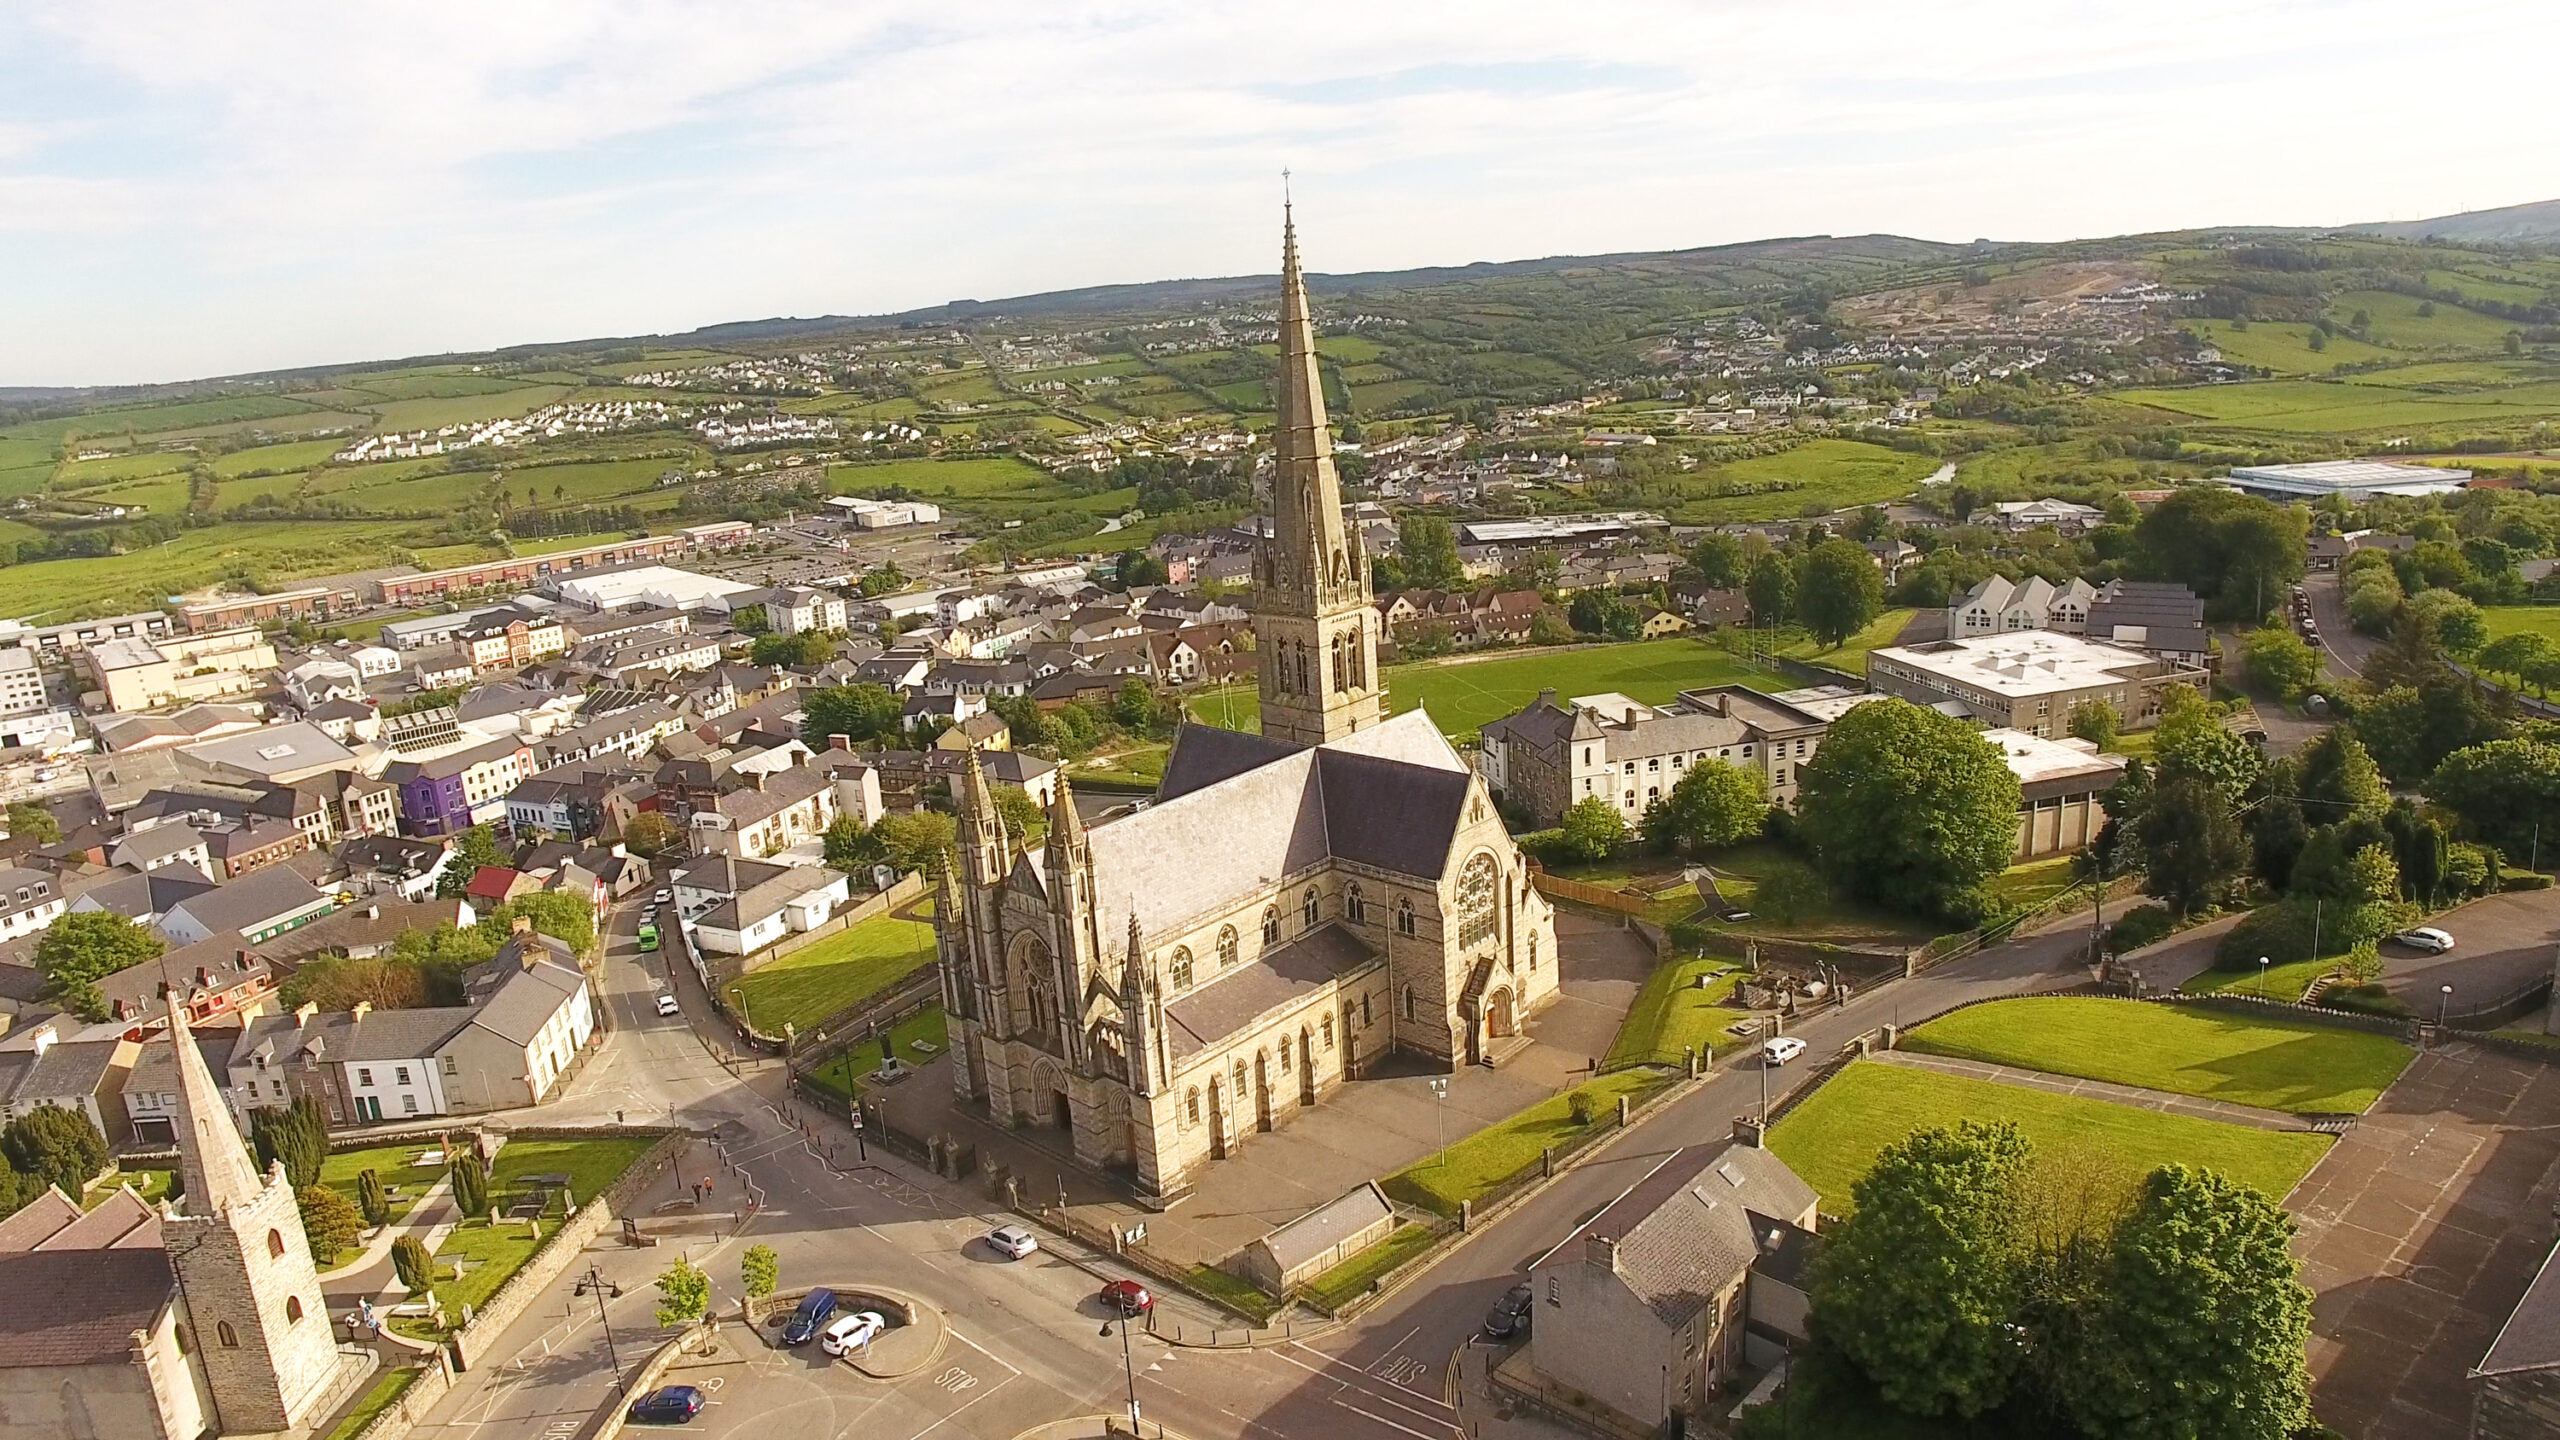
3;1;2554;387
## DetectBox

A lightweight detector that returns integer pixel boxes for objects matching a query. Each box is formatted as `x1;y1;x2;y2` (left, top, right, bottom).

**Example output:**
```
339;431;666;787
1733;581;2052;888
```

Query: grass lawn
322;1141;450;1225
1383;1070;1668;1217
1986;856;2081;911
409;1137;655;1333
728;912;937;1035
1665;440;1942;524
1768;1061;2333;1217
2183;955;2339;1003
1070;741;1166;789
1300;1221;1444;1310
321;1367;421;1440
1605;957;1751;1069
801;1007;949;1101
1185;1263;1283;1321
1902;996;2411;1113
1188;637;1787;743
85;1167;175;1210
1764;609;1916;675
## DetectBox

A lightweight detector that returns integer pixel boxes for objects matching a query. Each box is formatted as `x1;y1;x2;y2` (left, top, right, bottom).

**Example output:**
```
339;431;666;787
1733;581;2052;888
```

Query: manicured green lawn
1383;1070;1667;1217
321;1367;420;1440
729;912;937;1034
2183;955;2338;1003
1764;609;1917;675
322;1141;450;1225
408;1137;655;1333
801;1007;949;1101
1768;1061;2333;1217
1300;1221;1444;1310
1901;996;2411;1113
1071;741;1166;789
1605;957;1751;1069
1184;1263;1282;1321
84;1167;174;1210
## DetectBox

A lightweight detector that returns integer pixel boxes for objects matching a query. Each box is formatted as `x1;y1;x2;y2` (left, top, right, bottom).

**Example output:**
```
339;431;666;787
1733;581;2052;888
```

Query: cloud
0;0;2552;382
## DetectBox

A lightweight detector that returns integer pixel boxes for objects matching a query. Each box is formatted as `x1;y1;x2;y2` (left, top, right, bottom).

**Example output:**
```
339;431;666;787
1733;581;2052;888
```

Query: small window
266;1229;286;1259
1345;886;1365;925
1262;908;1280;946
1396;898;1416;937
1547;1276;1560;1308
443;1056;458;1076
1403;987;1418;1022
1279;1035;1292;1070
401;1095;418;1114
1233;1060;1248;1094
1321;1014;1335;1049
1170;947;1194;990
1185;1089;1201;1124
1217;926;1239;969
395;1066;411;1085
285;1296;305;1323
1302;887;1320;931
1362;994;1372;1026
1529;934;1540;971
356;1068;372;1087
217;1321;239;1348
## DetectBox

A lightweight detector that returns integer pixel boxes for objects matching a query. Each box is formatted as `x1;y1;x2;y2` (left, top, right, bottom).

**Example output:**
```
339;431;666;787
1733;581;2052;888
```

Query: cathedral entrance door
1488;987;1516;1038
1254;1052;1273;1133
1052;1089;1072;1133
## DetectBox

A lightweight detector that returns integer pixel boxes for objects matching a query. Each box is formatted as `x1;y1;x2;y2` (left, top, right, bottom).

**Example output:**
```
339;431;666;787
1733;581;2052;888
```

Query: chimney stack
511;915;533;936
1585;1233;1617;1271
294;1001;318;1026
830;733;851;752
350;1001;371;1023
750;769;766;792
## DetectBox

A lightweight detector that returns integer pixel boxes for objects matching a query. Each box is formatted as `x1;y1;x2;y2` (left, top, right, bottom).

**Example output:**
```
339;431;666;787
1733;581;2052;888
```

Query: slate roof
164;866;325;935
468;956;586;1046
1552;1142;1819;1329
2480;1235;2560;1375
1162;924;1378;1061
0;1249;174;1367
2086;579;2212;654
1256;1182;1393;1273
336;1007;477;1062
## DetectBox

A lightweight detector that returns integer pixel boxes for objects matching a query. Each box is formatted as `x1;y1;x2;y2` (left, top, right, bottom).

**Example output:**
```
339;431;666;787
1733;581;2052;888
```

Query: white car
819;1310;886;1356
1762;1036;1807;1067
984;1224;1039;1260
655;888;674;904
2391;927;2456;954
655;992;681;1018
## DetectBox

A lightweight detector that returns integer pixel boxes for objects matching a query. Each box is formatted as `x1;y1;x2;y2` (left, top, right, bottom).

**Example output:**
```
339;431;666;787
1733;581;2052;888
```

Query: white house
670;855;852;957
767;587;848;637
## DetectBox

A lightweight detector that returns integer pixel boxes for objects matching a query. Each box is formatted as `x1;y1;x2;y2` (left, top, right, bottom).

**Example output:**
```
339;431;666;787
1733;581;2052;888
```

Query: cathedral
939;210;1560;1204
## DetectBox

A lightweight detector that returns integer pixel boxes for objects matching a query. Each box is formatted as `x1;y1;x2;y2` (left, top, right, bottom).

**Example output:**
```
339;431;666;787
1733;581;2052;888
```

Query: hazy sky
3;1;2552;386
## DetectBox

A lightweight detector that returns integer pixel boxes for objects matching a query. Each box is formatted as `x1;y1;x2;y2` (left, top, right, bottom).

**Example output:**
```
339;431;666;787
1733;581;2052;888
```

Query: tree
32;911;164;1020
1752;864;1828;925
2066;699;2118;751
2306;327;2327;353
2427;738;2560;858
1810;1121;2030;1419
993;784;1044;839
393;1234;434;1293
2352;678;2508;781
2070;1166;2312;1440
2340;842;2402;905
452;1153;489;1218
1795;539;1885;647
741;1243;779;1301
2240;626;2321;702
1114;549;1169;588
875;811;958;876
1745;551;1796;625
485;891;596;953
2295;730;2388;824
731;604;770;634
822;813;888;875
1567;590;1640;640
298;1183;363;1265
1397;514;1464;591
249;1095;326;1190
437;825;503;898
1796;699;2021;919
2137;775;2249;916
357;1168;389;1227
801;684;907;747
655;1257;711;1327
1639;760;1766;856
2152;688;2261;802
2479;631;2554;693
2;1105;106;1200
620;811;684;859
750;631;834;668
2406;587;2486;658
2131;488;2307;622
1528;609;1574;646
4;802;58;844
1688;532;1747;589
1557;797;1628;863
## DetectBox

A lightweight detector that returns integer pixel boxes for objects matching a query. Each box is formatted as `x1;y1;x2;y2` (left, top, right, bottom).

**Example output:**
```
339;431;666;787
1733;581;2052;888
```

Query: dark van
781;1288;838;1345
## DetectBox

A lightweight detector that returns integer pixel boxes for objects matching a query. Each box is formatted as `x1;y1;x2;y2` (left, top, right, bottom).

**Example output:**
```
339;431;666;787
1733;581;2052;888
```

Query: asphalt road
2304;571;2376;680
2377;886;2560;1017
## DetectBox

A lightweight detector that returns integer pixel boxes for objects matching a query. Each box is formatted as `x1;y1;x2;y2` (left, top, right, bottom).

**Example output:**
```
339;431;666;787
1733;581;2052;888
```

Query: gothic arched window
1302;886;1320;931
1262;908;1280;946
285;1296;304;1323
1345;884;1365;925
1395;897;1417;936
1529;932;1540;971
1279;1034;1292;1070
1169;947;1194;990
1321;1013;1336;1049
266;1229;286;1259
1456;853;1500;949
1403;987;1418;1022
1217;925;1239;969
217;1322;239;1349
1186;1088;1201;1124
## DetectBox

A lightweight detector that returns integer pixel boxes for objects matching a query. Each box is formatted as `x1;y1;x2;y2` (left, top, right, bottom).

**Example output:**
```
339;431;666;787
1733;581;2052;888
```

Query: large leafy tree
2069;1166;2312;1440
1397;514;1464;591
485;891;596;953
2137;775;2249;917
619;810;684;859
2352;678;2508;781
436;824;504;898
4;802;58;844
2427;738;2560;858
298;1184;363;1265
2151;689;2260;802
1688;532;1748;589
1;1105;107;1200
655;1257;711;1327
1745;551;1796;626
33;911;164;1020
801;684;908;748
1639;760;1765;856
2239;626;2321;702
1809;1120;2031;1419
2130;487;2307;622
1794;539;1885;647
875;811;958;876
1557;796;1628;863
822;813;888;875
1795;699;2021;919
2294;730;2388;825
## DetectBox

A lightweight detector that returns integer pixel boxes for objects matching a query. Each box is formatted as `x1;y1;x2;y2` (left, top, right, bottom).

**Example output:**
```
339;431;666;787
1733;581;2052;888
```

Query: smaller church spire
1044;773;1085;853
958;746;1009;879
167;999;266;1213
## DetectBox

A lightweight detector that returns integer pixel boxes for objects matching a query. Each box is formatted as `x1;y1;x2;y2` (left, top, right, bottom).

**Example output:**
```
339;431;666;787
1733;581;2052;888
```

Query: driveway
2377;887;2560;1017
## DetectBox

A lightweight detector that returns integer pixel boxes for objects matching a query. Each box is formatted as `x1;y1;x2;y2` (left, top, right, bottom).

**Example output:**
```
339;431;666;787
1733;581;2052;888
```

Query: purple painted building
384;736;532;837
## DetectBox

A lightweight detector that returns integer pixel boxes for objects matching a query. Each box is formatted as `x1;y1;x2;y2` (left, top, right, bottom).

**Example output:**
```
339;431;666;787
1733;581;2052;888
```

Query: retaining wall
449;1128;687;1371
342;1359;451;1440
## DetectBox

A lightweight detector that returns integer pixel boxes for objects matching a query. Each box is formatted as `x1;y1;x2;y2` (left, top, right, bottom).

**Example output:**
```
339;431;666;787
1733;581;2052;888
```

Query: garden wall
343;1360;450;1440
449;1129;686;1371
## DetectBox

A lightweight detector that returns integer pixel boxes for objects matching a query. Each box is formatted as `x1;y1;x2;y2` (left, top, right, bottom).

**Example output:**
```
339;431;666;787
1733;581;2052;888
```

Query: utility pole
575;1264;626;1395
1101;1317;1142;1435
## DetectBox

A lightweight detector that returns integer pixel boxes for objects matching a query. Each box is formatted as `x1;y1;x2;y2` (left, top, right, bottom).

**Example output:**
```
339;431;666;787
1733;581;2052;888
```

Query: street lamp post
575;1264;626;1395
2440;983;2455;1031
1100;1318;1141;1435
1429;1078;1450;1167
2258;955;2270;1000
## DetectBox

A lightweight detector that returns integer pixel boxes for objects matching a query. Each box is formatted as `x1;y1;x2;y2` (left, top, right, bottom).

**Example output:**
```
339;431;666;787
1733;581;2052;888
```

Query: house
0;1026;139;1140
1985;729;2129;860
94;940;278;1028
0;866;69;944
764;586;848;637
2082;579;2215;670
453;607;569;672
504;767;646;842
1987;498;2104;534
669;855;853;956
1478;686;1834;828
118;1023;233;1143
1520;1142;1820;1434
156;866;337;948
464;865;541;907
1946;574;2098;639
934;711;1012;753
283;658;363;710
91;703;265;755
251;897;476;966
687;760;843;859
1638;608;1692;639
69;867;218;929
383;735;534;837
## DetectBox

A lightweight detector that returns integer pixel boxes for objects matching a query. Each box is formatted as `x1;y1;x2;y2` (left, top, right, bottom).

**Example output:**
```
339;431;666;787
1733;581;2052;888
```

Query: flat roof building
554;566;759;614
1868;630;2205;737
2226;460;2470;500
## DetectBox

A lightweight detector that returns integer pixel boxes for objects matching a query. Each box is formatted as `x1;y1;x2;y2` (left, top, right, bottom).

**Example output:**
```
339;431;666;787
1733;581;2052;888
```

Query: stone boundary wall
449;1128;686;1371
343;1358;452;1440
585;1320;710;1440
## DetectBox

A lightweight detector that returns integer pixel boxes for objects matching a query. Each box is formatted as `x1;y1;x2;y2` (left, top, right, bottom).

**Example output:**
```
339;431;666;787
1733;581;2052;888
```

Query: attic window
1717;1161;1747;1188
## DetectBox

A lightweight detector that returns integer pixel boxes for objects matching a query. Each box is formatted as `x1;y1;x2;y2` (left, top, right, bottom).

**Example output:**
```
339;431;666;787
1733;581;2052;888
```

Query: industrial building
2225;460;2471;500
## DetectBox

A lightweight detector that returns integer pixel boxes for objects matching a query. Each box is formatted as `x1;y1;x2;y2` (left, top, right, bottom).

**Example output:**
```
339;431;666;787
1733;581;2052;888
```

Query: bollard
1617;1095;1629;1127
1459;1198;1472;1232
1542;1146;1552;1179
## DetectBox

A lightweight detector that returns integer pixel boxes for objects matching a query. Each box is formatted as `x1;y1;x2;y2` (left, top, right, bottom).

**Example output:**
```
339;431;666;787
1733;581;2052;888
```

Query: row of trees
1689;532;1888;647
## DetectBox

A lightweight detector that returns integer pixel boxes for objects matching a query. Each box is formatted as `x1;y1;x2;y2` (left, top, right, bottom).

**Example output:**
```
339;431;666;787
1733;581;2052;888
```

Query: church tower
161;1001;345;1435
1254;204;1383;746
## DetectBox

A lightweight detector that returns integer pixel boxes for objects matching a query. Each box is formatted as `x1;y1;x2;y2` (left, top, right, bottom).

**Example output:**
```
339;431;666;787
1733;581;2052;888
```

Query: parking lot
649;1317;1069;1440
2377;887;2560;1016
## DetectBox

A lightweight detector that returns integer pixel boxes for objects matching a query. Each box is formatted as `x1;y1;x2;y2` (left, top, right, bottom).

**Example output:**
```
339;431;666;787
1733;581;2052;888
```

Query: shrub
356;1168;389;1227
2502;870;2554;892
2318;984;2412;1019
451;1154;488;1218
1666;919;1711;954
2213;897;2397;970
393;1235;433;1293
1568;1092;1599;1127
2106;904;2177;954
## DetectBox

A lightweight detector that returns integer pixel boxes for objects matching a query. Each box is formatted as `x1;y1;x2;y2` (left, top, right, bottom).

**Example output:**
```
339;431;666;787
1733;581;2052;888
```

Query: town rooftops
1980;729;2130;800
163;865;327;936
0;1249;176;1368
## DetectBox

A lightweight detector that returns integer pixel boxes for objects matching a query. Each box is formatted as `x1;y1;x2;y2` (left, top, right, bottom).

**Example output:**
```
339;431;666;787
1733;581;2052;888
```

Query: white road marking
1266;1345;1458;1429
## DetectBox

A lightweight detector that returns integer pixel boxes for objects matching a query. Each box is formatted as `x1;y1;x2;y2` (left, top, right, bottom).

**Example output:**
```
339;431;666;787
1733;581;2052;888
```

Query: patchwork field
2108;377;2560;434
1768;1060;2333;1217
1662;439;1943;524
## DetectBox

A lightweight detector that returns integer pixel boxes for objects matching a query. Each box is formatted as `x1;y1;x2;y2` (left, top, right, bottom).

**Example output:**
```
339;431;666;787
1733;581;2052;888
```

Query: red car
1100;1279;1153;1316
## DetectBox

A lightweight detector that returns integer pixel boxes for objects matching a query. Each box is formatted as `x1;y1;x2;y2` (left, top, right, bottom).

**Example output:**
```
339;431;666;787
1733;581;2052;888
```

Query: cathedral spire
958;746;1009;882
167;998;264;1213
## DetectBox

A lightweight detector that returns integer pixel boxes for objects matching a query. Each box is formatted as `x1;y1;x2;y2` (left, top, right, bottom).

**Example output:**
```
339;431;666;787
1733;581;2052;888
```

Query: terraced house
1477;685;1834;828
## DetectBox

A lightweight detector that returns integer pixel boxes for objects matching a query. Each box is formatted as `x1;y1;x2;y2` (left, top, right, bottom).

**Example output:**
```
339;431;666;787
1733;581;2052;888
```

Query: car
1762;1036;1807;1067
655;888;674;904
1100;1279;1152;1316
642;905;658;922
655;992;682;1018
820;1310;887;1356
985;1224;1039;1260
627;1385;704;1424
2391;926;2456;954
1484;1282;1534;1338
780;1288;838;1345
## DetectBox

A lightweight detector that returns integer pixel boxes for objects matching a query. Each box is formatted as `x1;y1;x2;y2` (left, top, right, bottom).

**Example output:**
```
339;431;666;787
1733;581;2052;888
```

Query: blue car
627;1385;703;1424
780;1287;838;1346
